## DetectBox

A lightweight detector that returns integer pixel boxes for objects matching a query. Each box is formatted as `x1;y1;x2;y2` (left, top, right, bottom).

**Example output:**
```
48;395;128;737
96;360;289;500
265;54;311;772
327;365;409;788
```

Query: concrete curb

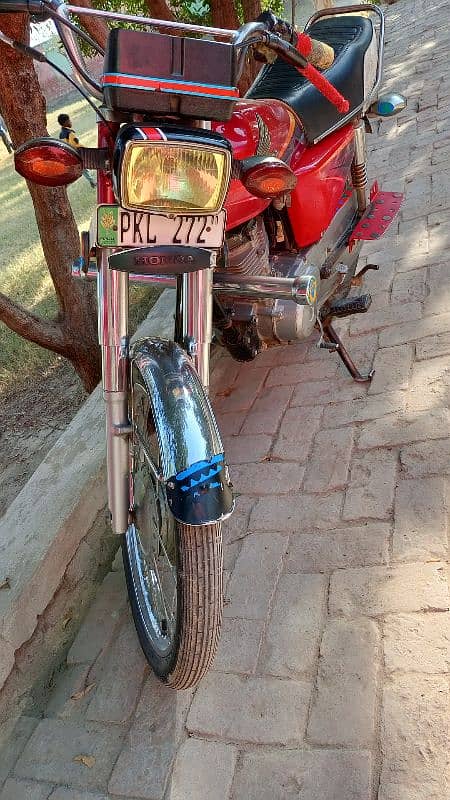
0;288;175;709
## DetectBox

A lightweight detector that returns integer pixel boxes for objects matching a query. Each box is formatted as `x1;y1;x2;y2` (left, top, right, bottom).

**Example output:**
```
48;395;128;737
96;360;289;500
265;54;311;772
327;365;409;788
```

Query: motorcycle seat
247;15;376;144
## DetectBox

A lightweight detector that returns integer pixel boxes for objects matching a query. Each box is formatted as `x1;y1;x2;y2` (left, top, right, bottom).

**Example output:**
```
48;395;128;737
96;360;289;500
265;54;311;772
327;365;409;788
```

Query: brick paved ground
1;0;449;796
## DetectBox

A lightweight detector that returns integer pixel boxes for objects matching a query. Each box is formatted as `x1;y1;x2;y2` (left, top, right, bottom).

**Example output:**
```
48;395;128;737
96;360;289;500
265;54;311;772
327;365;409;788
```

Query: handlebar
245;12;348;114
0;0;350;114
0;0;48;12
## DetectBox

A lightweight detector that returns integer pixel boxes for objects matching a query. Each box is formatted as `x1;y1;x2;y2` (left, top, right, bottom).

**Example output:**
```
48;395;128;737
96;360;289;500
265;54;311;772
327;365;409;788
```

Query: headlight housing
114;127;232;215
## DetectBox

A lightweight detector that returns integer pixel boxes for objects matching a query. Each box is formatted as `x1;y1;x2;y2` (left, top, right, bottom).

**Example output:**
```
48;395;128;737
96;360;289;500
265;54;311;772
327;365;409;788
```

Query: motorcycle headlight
120;141;231;214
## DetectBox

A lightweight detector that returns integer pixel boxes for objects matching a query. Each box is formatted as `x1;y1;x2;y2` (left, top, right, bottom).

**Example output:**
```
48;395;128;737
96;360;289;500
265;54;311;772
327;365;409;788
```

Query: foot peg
328;293;372;318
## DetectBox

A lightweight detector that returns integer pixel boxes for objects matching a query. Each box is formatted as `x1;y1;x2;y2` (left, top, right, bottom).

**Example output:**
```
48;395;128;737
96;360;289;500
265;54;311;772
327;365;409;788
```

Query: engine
225;215;271;277
216;216;320;361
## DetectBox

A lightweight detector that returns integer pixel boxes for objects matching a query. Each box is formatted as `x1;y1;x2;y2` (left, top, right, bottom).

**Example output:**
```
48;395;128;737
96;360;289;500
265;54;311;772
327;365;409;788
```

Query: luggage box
103;28;239;121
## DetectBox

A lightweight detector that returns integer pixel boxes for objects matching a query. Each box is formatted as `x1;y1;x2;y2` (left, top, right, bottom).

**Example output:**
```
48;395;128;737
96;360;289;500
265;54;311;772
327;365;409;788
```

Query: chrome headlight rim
119;139;232;215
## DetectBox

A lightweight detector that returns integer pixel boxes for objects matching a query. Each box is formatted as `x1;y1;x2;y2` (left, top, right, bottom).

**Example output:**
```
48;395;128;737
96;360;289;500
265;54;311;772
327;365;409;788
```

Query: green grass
0;95;159;395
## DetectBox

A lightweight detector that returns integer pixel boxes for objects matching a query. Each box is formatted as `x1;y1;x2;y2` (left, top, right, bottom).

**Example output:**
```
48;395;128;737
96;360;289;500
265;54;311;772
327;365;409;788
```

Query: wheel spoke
126;382;179;658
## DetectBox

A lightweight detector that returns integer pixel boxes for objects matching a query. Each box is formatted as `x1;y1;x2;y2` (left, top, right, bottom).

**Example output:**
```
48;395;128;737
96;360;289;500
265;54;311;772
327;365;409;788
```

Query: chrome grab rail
53;3;103;98
65;3;236;37
304;3;385;141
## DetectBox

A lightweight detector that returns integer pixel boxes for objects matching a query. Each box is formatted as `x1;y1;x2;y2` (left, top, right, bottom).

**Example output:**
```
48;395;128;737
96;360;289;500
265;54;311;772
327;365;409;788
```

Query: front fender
131;337;234;526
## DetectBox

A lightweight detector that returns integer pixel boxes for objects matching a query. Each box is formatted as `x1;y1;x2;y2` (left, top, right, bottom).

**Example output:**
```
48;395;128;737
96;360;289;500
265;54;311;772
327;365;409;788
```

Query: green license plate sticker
97;205;119;246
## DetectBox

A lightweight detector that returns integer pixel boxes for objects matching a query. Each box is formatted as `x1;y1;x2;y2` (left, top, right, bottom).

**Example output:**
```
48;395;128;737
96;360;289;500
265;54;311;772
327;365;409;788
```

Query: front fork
181;267;214;392
98;248;130;534
98;248;214;534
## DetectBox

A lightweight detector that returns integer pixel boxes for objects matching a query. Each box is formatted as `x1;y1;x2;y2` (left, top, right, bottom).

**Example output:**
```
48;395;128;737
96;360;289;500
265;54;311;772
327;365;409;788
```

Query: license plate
97;205;226;249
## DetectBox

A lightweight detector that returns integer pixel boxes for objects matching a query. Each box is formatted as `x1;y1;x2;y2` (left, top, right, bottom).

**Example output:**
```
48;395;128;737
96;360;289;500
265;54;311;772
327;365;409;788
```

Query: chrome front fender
131;337;234;526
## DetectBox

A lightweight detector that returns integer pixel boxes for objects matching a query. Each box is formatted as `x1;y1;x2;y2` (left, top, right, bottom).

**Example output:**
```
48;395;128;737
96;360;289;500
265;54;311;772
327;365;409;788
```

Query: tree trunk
71;0;109;50
242;0;262;22
0;13;101;392
147;0;176;21
210;0;239;30
238;0;263;95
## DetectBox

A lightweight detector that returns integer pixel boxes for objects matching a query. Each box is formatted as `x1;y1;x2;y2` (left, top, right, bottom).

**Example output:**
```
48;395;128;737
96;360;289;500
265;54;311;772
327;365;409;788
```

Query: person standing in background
58;112;96;188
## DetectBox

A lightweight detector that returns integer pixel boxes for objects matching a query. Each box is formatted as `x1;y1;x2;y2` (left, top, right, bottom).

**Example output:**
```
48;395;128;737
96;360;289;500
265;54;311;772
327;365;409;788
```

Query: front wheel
123;370;223;689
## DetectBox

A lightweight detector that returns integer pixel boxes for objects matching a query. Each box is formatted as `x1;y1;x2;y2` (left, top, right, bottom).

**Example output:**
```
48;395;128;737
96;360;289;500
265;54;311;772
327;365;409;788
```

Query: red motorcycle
2;0;405;688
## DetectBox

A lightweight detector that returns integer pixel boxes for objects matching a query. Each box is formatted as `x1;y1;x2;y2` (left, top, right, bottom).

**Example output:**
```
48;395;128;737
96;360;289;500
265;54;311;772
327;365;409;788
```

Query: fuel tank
215;99;355;248
213;99;301;231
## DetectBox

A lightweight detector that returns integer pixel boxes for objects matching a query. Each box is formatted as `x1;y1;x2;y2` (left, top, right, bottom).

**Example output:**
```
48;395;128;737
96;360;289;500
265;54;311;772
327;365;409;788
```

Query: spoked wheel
122;372;223;689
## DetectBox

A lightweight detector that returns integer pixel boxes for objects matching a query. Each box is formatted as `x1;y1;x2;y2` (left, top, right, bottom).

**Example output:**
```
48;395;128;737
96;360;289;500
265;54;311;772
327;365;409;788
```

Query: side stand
320;320;375;383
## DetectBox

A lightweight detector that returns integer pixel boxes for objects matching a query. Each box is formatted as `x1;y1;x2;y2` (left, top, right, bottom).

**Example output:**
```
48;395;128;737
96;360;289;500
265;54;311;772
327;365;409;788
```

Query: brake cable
0;28;112;128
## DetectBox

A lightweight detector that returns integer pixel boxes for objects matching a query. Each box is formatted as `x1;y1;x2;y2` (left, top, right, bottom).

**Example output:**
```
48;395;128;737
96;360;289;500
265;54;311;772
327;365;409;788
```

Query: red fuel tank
213;99;300;231
215;99;355;246
287;123;355;247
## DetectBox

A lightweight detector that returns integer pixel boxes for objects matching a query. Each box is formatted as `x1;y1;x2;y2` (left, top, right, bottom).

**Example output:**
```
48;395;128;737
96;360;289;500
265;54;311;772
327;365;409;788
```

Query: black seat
247;16;375;144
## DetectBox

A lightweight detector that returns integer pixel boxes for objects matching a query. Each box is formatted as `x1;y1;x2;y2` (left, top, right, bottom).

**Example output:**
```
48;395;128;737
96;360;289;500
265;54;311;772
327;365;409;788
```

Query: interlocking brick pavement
1;0;449;797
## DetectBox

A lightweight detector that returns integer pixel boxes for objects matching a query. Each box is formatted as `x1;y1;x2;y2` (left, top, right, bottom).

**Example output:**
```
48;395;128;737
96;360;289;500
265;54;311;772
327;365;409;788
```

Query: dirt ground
0;361;86;517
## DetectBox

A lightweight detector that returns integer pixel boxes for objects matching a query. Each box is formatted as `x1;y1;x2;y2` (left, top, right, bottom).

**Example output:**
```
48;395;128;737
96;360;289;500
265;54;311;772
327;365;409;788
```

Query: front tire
123;368;223;689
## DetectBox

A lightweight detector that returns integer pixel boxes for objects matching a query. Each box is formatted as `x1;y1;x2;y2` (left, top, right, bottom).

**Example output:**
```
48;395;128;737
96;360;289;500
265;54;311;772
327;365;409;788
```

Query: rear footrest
328;293;372;318
349;181;404;247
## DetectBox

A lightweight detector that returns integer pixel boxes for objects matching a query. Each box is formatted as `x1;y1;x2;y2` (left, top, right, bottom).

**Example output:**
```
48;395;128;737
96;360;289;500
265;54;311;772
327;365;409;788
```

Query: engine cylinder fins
224;216;270;277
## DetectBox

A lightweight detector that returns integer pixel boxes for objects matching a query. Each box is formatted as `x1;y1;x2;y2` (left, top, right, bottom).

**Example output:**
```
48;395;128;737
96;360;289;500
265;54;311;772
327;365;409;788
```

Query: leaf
73;754;95;768
62;615;73;629
71;682;96;701
0;577;10;590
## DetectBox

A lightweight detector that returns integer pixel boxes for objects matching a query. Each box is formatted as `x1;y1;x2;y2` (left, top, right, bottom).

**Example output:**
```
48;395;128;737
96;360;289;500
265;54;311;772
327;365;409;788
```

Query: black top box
103;28;239;121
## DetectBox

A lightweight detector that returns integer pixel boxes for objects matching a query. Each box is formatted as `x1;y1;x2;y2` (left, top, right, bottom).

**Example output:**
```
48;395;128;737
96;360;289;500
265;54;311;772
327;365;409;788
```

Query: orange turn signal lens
240;157;297;199
14;138;83;187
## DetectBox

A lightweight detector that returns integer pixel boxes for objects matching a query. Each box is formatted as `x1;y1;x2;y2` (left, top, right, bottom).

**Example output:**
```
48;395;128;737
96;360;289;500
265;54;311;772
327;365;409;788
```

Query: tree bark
210;0;239;30
242;0;262;22
237;0;263;95
0;293;66;355
147;0;176;21
71;0;109;50
0;13;101;392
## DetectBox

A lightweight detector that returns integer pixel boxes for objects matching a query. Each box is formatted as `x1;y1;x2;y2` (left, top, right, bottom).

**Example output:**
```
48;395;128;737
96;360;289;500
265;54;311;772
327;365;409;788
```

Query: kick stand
319;320;375;383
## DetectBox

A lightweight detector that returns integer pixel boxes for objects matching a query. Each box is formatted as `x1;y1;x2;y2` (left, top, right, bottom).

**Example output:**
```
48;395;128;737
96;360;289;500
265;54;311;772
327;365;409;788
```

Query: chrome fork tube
351;120;368;214
98;248;130;534
182;268;214;392
184;117;214;390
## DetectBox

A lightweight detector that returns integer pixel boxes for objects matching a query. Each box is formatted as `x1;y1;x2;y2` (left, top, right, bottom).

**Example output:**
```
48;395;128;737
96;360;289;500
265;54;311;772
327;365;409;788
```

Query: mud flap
132;337;234;526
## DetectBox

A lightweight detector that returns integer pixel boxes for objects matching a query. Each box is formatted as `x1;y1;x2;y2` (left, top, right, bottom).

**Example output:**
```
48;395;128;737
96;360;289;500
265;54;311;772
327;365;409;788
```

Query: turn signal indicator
14;138;83;186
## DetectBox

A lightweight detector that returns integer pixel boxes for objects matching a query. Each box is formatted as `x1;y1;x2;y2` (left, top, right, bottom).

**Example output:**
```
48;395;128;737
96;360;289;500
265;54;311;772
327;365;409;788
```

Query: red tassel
302;63;350;114
296;32;313;58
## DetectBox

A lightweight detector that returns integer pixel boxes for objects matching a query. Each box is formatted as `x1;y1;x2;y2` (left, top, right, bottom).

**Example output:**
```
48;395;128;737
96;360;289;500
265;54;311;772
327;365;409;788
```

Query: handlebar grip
296;31;335;70
261;28;349;115
300;62;349;114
